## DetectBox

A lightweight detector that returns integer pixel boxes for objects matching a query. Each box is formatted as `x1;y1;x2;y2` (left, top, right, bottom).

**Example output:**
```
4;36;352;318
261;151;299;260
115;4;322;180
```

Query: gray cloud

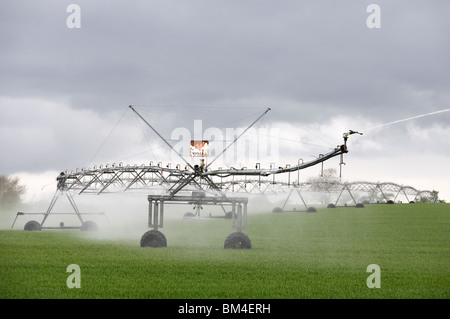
2;1;449;119
1;0;450;198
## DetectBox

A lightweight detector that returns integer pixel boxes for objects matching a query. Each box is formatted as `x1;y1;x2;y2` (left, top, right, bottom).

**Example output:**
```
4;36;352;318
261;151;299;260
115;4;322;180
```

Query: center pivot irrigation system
14;106;364;248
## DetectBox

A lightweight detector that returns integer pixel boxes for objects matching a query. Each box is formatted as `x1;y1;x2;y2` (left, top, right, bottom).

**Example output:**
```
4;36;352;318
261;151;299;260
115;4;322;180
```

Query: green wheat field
1;203;449;299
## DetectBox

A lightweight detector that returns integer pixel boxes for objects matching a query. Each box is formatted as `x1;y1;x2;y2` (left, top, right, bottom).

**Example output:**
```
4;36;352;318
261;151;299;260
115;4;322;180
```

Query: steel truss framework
62;164;437;204
223;179;438;203
62;145;351;197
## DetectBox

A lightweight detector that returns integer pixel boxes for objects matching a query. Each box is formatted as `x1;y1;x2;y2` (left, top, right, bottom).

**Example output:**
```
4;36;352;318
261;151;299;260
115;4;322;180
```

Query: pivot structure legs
140;194;251;249
271;188;317;213
12;189;103;231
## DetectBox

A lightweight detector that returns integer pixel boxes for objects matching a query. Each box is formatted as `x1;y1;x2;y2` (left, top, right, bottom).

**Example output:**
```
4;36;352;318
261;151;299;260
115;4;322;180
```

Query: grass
0;203;449;299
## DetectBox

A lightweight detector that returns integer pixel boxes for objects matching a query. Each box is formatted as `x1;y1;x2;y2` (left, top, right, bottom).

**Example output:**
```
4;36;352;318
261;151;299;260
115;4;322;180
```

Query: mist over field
1;1;449;230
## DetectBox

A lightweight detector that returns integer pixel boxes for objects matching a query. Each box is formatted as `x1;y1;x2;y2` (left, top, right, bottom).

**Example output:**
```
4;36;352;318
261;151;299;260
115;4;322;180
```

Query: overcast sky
1;0;449;201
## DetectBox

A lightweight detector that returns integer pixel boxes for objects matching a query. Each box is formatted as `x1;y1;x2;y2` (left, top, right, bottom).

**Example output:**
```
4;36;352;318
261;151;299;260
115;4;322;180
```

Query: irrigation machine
13;106;438;248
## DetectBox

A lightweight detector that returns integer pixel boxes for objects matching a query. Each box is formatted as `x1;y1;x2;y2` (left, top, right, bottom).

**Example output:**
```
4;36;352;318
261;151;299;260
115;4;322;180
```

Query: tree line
0;175;26;209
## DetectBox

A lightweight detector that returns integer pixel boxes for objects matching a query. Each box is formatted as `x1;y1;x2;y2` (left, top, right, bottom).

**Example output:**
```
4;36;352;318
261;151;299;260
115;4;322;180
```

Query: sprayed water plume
360;109;450;133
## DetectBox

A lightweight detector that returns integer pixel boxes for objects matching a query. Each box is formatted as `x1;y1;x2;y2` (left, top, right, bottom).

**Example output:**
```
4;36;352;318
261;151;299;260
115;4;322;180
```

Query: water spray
360;109;450;133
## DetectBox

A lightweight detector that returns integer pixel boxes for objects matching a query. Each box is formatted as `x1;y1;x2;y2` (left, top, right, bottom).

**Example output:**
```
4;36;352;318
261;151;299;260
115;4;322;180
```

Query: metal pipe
129;105;194;170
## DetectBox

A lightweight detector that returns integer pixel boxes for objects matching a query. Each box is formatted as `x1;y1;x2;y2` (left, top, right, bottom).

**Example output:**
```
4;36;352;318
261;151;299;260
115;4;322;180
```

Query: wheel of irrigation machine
24;220;42;231
183;212;195;219
306;207;317;213
224;232;252;249
272;207;283;213
140;230;167;248
81;220;98;231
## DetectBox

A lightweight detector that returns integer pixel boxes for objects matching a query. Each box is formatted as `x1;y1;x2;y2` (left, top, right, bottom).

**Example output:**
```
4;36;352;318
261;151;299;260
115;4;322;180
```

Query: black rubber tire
306;207;317;213
386;200;395;204
140;230;167;248
327;203;336;208
81;220;98;231
356;203;365;208
272;207;283;213
24;220;41;231
224;232;252;249
183;212;195;219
